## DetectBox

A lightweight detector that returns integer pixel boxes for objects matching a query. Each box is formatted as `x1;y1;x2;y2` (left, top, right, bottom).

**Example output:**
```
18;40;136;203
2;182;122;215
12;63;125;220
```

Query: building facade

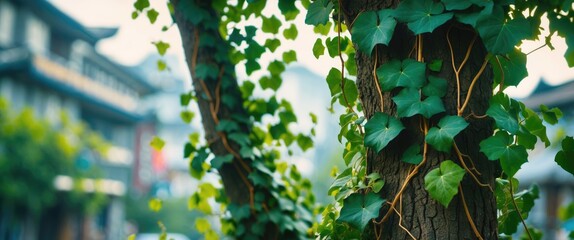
0;0;158;239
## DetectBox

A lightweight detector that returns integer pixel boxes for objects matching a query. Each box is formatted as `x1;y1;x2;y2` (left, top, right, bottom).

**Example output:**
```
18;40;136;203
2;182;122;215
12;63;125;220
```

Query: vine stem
509;179;533;240
394;194;416;240
373;49;384;112
447;26;477;112
453;143;493;192
458;57;489;116
375;118;428;225
459;185;483;240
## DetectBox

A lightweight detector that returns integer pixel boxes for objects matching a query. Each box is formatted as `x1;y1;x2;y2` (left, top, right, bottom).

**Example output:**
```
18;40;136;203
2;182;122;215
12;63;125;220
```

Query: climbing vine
132;0;574;239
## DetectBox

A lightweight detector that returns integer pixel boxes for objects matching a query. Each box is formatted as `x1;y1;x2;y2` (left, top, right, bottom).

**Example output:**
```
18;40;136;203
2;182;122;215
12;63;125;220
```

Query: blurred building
519;79;574;239
0;0;160;239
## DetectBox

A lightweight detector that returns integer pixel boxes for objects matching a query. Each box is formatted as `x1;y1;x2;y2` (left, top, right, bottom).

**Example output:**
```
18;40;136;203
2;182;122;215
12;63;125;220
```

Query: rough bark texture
342;1;501;239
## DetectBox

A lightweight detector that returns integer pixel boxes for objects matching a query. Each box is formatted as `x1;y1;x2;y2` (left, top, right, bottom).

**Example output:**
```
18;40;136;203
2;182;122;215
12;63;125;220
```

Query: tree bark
342;1;500;239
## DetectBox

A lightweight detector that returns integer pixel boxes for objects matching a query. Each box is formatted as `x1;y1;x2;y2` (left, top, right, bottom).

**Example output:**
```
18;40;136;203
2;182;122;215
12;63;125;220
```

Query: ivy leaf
326;68;342;97
312;38;325;59
262;15;281;34
480;131;512;160
283;50;297;64
422;75;447;97
150;136;165;151
351;10;397;55
476;7;531;54
499;144;527;177
297;134;313;151
337;192;385;231
146;9;159;24
392;88;445;118
264;38;281;52
540;104;562;125
425;116;469;152
134;0;150;11
364;112;405;153
487;100;519;134
394;0;454;34
428;59;443;72
328;168;352;196
377;59;426;91
283;24;298;40
402;144;423;164
153;41;170;56
180;110;195;124
305;0;333;26
555;136;574;176
522;108;549;147
496;179;539;235
195;63;218;80
492;49;528;87
441;0;473;10
211;154;234;169
424;160;465;207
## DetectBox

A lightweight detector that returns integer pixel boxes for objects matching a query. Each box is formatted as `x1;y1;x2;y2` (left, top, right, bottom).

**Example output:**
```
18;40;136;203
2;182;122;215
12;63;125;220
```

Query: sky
49;0;574;99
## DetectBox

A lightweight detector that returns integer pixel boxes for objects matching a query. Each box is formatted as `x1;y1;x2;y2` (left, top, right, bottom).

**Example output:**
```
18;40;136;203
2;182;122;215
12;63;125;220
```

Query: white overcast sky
49;0;574;98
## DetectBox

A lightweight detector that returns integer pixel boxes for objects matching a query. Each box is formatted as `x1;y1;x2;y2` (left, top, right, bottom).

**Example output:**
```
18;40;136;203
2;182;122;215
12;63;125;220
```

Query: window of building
25;12;49;54
0;1;15;47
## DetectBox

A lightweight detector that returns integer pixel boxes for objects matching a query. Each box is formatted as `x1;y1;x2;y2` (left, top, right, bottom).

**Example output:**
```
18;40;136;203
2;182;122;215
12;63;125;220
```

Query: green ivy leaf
264;38;281;52
305;0;334;26
422;75;447;97
392;88;445;118
402;144;423;164
326;37;349;58
394;0;453;34
540;104;562;125
351;10;397;55
259;75;282;91
153;41;170;56
211;154;234;168
150;136;165;151
476;7;531;54
555;137;574;176
499;144;528;177
157;60;167;71
313;38;326;59
297;134;313;151
283;24;298;40
245;41;265;60
134;0;150;11
262;15;282;34
268;60;286;76
180;111;195;124
428;59;443;72
425;116;469;152
522;108;549;147
441;0;473;10
496;179;539;235
328;168;352;196
337;192;385;231
326;68;342;97
216;120;240;133
281;50;297;64
146;9;159;24
492;49;528;87
313;21;332;35
487;104;519;134
424;160;465;207
339;79;358;106
480;131;512;160
377;59;426;91
480;130;527;177
195;63;218;80
364;112;405;153
245;60;261;75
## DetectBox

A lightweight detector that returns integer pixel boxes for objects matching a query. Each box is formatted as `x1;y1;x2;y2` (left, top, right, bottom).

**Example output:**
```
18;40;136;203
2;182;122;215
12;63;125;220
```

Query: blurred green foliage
0;98;110;220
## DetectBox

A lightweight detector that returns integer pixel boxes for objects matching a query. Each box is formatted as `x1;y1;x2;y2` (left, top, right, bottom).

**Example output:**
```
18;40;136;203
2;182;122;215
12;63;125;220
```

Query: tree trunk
172;0;282;238
342;1;500;239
